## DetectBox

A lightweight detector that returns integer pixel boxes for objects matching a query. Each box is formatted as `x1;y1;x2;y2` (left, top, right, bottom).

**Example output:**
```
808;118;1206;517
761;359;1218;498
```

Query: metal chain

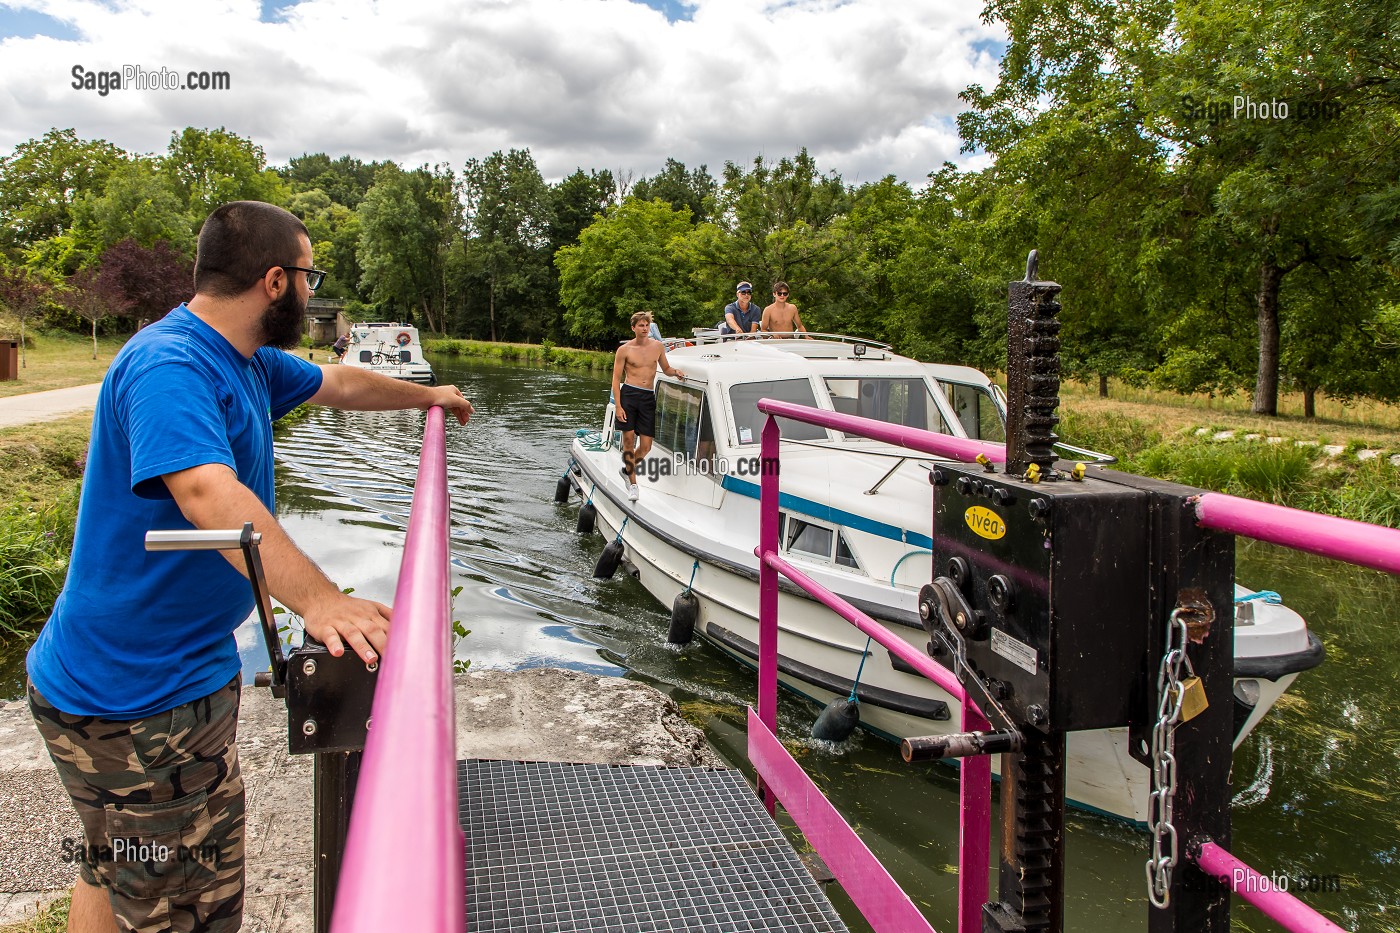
1146;608;1191;908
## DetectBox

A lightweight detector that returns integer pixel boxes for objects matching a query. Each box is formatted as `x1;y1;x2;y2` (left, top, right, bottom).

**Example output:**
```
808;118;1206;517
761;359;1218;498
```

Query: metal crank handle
901;729;1022;762
144;522;286;697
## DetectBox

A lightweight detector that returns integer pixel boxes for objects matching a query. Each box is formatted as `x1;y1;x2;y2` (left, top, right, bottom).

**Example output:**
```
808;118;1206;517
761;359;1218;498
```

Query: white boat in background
564;332;1324;824
341;323;436;384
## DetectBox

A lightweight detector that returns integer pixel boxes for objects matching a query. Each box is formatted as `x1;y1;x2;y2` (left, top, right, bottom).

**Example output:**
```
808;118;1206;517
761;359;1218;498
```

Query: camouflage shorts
29;677;245;933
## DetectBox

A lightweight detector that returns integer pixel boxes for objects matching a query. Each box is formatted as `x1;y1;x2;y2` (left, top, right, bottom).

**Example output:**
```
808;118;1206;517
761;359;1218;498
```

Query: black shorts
619;384;656;438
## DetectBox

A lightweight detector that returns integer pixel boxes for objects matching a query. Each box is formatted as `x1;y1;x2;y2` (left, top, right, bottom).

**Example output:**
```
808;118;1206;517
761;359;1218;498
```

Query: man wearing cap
719;282;762;336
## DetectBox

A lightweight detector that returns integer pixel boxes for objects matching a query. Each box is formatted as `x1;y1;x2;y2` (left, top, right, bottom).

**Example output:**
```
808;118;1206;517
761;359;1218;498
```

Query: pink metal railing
1195;492;1400;575
751;398;1400;933
754;405;993;933
330;407;464;933
1195;843;1346;932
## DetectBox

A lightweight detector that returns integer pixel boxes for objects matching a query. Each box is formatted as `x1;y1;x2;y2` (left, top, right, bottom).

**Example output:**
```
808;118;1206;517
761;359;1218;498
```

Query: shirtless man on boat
612;311;686;500
762;281;808;337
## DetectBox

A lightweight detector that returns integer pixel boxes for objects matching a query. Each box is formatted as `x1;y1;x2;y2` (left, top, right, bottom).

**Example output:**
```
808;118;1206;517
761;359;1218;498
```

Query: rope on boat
586;482;596;506
614;516;629;543
574;428;611;452
1234;590;1282;604
847;635;874;703
560;455;577;479
682;560;700;595
889;548;933;586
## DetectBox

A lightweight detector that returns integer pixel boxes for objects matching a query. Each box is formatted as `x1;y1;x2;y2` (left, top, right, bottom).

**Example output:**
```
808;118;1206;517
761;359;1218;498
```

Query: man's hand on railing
423;385;474;425
302;592;392;666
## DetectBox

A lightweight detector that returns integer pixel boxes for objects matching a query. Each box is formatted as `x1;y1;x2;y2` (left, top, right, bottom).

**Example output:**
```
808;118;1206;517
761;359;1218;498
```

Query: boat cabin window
728;379;827;445
358;350;373;363
775;513;864;570
823;378;948;434
398;350;413;362
654;381;717;468
938;382;1005;442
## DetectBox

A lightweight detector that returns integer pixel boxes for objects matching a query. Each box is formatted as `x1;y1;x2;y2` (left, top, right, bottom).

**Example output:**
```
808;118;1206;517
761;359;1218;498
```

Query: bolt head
302;659;317;676
302;719;318;736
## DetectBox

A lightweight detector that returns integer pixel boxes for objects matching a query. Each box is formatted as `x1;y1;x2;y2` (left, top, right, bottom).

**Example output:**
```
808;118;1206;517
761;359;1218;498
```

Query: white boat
565;332;1323;824
341;322;436;384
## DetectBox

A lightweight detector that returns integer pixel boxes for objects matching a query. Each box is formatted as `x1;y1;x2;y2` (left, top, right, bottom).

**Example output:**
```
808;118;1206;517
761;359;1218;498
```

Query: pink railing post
330;407;464;933
751;399;996;933
757;415;782;815
1195;842;1345;933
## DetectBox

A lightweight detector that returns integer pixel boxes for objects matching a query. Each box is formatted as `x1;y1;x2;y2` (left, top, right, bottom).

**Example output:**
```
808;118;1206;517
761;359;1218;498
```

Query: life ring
396;331;412;347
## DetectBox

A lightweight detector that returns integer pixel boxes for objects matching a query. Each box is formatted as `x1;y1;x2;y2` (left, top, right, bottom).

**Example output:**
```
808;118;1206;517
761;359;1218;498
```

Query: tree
0;266;53;368
69;157;192;263
961;0;1400;414
632;159;716;225
682;150;853;317
556;198;704;343
357;164;461;334
0;128;124;260
288;189;362;301
461;150;554;342
162;127;290;224
63;267;131;359
549;169;616;256
95;239;193;327
279;153;388;209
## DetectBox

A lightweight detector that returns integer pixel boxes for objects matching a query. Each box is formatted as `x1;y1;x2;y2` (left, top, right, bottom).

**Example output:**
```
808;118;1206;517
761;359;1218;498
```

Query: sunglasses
776;291;789;296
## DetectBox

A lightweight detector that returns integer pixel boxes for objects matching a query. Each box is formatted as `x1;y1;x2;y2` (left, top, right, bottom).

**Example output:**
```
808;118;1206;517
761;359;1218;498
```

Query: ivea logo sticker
965;506;1006;540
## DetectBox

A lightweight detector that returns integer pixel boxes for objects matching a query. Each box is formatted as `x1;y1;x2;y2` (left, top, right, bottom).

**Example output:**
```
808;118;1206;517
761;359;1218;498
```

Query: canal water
3;356;1395;932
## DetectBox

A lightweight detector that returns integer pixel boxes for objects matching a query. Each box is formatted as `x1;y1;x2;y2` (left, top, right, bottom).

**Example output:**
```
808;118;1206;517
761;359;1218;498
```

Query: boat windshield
655;381;718;469
936;381;1006;442
728;379;828;445
823;377;948;434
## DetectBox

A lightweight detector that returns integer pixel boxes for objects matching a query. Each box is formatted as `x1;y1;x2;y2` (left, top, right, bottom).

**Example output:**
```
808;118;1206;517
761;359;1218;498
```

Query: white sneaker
628;483;639;501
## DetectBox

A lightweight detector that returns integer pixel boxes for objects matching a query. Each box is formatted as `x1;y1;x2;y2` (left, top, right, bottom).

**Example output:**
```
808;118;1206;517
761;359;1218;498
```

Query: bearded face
260;280;307;349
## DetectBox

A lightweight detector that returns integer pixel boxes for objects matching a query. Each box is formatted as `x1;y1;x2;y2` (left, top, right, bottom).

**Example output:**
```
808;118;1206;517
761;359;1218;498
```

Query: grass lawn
1059;379;1400;451
0;413;92;506
0;330;127;399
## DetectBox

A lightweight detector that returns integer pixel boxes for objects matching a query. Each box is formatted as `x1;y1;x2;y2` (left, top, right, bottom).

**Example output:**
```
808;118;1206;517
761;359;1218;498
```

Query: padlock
1171;675;1209;723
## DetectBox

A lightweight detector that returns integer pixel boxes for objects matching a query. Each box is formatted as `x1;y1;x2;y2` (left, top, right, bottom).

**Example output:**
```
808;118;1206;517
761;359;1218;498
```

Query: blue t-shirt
27;305;323;718
720;300;761;335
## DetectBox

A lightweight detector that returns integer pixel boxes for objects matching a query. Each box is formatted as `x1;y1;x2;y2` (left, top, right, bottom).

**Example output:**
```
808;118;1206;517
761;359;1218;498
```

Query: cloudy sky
0;0;1003;185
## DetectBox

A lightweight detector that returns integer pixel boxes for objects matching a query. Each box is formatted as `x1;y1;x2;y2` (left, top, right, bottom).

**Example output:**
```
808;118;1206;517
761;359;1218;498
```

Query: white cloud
0;0;1003;185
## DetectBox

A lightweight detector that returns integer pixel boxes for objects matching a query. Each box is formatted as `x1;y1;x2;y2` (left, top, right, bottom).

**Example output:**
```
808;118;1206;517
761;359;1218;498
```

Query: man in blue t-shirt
26;201;474;933
718;281;762;335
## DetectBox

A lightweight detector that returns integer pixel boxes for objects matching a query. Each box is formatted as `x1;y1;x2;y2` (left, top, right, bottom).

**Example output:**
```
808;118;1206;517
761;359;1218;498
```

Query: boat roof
663;333;995;388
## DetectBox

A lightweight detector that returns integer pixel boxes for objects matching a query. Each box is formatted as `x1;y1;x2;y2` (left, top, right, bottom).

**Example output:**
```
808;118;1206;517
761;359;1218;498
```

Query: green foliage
161;127;290;223
961;0;1400;415
0;128;123;261
632;159;716;225
357;163;461;333
1056;409;1164;460
68;157;191;263
1125;440;1318;505
557;198;704;343
0;485;78;638
681;149;853;315
460;149;554;342
424;338;612;371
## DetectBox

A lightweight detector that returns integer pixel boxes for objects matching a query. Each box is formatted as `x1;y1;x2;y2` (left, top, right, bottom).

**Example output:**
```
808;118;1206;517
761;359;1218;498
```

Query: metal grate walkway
458;759;850;932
